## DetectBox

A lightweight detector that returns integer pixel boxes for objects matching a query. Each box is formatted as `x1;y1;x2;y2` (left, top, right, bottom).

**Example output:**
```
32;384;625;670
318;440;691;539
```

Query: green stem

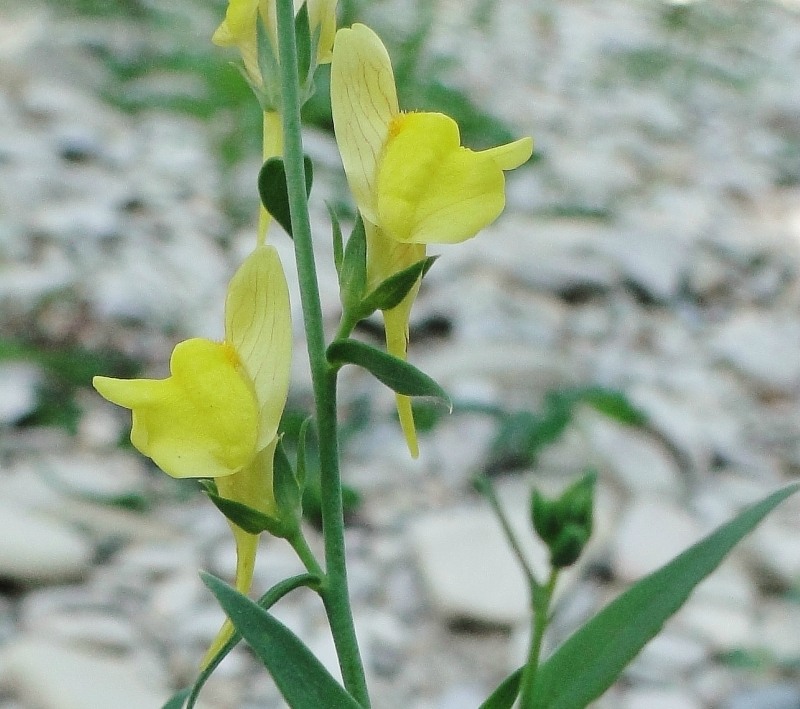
287;527;325;579
519;568;559;707
476;475;538;591
274;2;370;706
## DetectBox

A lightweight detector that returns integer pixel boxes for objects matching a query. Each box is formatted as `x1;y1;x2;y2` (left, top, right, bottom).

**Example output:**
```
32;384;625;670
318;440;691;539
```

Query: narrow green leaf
202;573;362;709
254;18;281;110
338;214;367;311
296;416;312;493
485;410;540;472
479;667;523;709
361;256;438;313
294;2;312;87
273;438;301;525
187;574;320;709
327;203;344;275
161;687;190;709
576;387;647;427
257;155;314;237
201;482;285;537
327;338;450;405
529;483;800;709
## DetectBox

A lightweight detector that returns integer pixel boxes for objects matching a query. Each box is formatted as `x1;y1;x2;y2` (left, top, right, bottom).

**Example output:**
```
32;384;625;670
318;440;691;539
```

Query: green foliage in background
0;337;139;434
54;0;518;169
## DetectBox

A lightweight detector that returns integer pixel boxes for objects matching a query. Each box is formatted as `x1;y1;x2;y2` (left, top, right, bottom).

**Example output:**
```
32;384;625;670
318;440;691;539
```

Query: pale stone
414;341;573;392
622;687;702;709
584;414;683;494
723;684;800;709
24;609;137;653
691;563;755;610
746;519;800;587
0;362;41;425
0;502;93;584
675;600;755;652
755;600;800;662
611;498;702;582
409;504;546;625
711;311;800;393
0;638;169;709
628;632;708;681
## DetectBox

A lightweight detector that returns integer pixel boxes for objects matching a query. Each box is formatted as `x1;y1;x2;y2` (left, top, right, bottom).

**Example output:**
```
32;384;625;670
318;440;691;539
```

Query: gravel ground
1;1;800;707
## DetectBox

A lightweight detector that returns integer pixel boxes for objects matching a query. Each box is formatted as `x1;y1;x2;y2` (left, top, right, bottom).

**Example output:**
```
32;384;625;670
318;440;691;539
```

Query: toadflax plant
90;2;798;707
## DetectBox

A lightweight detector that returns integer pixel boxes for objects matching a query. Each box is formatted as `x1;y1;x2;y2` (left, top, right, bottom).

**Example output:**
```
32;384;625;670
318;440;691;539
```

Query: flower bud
531;470;597;569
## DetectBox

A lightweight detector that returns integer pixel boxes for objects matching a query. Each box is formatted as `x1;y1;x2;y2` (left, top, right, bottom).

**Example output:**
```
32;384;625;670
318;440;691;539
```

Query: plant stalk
519;568;559;707
274;1;370;705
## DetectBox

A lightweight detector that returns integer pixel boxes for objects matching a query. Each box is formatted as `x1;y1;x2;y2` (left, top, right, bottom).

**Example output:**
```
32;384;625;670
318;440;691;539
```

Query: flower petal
224;245;292;450
93;338;259;479
331;23;399;223
480;136;534;171
364;218;426;293
383;292;421;459
213;0;262;84
377;112;519;245
201;441;279;669
308;0;338;64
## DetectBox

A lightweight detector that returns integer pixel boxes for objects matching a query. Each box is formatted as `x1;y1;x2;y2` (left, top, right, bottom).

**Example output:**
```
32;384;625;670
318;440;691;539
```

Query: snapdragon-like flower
330;23;533;456
212;0;338;88
214;0;338;240
93;245;292;662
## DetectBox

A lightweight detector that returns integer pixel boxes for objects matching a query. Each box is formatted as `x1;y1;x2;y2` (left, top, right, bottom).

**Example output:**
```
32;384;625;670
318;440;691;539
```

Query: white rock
711;311;800;393
0;249;75;311
0;502;92;584
746;519;800;587
31;199;121;242
20;451;149;501
611;498;702;582
59;499;176;543
622;687;702;709
691;562;755;611
409;502;548;625
434;684;489;709
0;362;41;425
723;684;800;709
584;414;683;494
609;226;691;301
628;631;708;680
754;600;800;662
414;341;573;393
675;600;755;652
0;638;169;709
24;609;137;654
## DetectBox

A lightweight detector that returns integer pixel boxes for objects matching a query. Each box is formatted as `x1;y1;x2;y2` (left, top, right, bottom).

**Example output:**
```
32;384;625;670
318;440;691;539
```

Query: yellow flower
94;245;292;481
93;245;292;664
212;0;338;87
330;23;532;456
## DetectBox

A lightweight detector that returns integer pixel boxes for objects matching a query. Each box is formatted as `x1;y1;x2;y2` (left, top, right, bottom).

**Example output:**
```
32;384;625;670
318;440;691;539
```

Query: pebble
0;362;41;425
722;684;800;709
711;311;800;394
0;637;169;709
610;498;703;582
0;502;93;584
627;632;708;681
621;687;702;709
409;503;544;625
585;414;683;494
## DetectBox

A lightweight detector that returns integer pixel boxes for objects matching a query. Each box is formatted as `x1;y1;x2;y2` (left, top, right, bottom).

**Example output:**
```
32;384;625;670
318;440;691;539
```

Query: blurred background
1;0;800;707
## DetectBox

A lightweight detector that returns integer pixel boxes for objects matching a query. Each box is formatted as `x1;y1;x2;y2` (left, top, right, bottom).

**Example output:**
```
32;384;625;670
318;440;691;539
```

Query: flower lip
330;22;399;224
331;23;533;246
93;245;292;480
93;338;260;480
